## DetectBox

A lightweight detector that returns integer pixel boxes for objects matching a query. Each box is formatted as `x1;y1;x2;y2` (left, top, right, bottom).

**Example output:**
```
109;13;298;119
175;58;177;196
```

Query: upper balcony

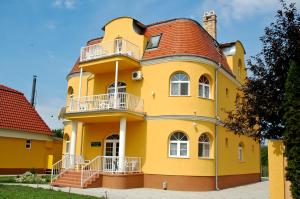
65;93;144;123
79;39;141;74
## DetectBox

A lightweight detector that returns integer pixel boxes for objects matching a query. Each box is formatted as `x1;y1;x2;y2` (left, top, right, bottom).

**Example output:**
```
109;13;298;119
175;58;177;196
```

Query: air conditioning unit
132;71;143;80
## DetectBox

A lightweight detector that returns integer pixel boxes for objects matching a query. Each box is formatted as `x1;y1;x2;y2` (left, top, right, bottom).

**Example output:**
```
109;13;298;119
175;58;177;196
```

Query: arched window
169;131;189;157
198;134;210;158
170;72;190;96
107;82;126;94
67;86;74;98
64;134;70;155
238;59;242;78
238;142;244;161
199;75;210;98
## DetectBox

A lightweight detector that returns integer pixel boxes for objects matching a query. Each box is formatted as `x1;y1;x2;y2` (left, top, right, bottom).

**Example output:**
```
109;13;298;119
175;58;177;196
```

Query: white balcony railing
80;39;140;62
67;93;144;113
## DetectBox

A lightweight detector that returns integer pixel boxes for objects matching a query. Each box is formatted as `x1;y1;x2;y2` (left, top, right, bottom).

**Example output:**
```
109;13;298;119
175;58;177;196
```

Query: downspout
215;63;221;190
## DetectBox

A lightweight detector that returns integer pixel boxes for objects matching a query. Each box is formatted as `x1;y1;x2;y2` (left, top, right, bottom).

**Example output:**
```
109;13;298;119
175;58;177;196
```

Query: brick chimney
203;10;217;39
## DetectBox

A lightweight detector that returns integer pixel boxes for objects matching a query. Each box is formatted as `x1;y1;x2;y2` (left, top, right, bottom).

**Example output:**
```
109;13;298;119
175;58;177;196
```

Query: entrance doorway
104;134;119;171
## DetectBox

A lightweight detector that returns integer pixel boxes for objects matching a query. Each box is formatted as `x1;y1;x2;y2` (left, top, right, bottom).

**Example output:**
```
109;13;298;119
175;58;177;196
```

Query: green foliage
224;0;300;141
260;145;269;177
0;176;15;183
15;172;49;184
52;128;64;138
283;61;300;198
0;185;101;199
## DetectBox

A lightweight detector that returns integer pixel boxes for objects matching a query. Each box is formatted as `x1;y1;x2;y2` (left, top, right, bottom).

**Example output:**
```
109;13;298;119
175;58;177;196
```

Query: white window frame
170;73;190;96
168;132;189;158
198;134;210;158
26;140;31;149
199;75;210;99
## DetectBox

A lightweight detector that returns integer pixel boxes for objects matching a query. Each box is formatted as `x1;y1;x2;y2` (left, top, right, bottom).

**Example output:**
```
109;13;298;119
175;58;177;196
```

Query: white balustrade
80;39;140;62
67;93;144;113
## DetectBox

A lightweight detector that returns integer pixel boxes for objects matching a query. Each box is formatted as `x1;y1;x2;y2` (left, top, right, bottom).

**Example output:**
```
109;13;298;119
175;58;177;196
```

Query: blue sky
0;0;299;129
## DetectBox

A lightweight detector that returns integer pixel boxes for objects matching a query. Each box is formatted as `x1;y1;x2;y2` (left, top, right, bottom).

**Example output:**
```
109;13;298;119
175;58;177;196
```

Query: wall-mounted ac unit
132;71;143;80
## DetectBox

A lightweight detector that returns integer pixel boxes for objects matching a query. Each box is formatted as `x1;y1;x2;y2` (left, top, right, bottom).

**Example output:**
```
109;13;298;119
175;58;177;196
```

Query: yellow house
0;84;62;174
52;12;260;191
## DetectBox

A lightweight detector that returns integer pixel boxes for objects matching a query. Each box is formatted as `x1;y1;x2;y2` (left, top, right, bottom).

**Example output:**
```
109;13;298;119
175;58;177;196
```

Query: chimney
203;10;217;40
30;75;37;107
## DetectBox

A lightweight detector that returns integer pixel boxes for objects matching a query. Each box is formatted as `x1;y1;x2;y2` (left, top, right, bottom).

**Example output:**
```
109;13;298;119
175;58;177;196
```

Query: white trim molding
0;128;53;141
141;55;242;87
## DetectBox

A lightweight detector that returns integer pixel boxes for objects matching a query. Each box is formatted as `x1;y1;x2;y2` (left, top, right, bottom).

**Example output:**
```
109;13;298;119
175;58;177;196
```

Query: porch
51;155;143;188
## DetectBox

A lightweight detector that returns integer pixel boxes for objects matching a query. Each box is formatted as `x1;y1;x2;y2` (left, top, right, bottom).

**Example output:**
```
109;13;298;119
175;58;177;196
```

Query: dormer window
146;34;161;50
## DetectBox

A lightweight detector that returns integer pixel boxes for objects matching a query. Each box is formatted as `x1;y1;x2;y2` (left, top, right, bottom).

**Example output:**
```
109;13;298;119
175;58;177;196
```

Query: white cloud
199;0;299;23
52;0;76;9
36;97;65;129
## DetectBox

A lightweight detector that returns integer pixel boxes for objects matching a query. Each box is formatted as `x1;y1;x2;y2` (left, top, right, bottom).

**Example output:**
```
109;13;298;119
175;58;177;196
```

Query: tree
224;1;300;141
283;61;300;198
52;129;64;138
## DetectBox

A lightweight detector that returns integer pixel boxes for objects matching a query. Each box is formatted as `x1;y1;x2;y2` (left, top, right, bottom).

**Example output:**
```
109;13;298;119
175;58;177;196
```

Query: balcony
65;93;144;122
79;39;141;74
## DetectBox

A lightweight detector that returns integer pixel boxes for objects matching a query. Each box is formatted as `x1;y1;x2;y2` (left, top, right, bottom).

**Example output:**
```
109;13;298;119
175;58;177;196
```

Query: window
198;134;210;158
199;75;210;98
107;82;126;93
169;131;189;158
238;59;242;78
26;140;31;149
146;34;161;49
67;86;74;98
238;143;244;161
225;138;229;147
226;88;229;97
170;72;190;96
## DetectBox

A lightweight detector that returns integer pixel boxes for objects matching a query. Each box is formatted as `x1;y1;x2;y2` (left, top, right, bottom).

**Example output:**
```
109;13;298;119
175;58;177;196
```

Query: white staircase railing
51;155;85;183
81;156;102;187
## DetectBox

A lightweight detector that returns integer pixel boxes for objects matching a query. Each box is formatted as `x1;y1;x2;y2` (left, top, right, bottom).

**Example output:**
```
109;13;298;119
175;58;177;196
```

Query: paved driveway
12;181;269;199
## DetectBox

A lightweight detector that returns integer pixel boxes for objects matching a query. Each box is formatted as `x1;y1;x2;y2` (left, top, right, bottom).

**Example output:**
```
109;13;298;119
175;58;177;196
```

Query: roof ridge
0;84;23;95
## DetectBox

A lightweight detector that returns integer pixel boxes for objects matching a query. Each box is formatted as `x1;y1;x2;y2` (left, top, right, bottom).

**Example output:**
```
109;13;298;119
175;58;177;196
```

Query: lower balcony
65;93;144;122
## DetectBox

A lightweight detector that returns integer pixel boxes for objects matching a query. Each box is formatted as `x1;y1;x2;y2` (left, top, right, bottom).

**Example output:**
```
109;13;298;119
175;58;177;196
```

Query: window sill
168;156;190;159
198;96;214;101
169;95;191;97
198;157;214;160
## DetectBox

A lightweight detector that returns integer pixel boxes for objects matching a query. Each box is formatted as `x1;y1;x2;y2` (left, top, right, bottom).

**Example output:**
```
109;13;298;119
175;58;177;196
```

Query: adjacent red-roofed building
0;84;62;174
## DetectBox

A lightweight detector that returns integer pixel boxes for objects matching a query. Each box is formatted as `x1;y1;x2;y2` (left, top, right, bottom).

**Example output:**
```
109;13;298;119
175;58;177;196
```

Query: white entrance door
104;134;119;171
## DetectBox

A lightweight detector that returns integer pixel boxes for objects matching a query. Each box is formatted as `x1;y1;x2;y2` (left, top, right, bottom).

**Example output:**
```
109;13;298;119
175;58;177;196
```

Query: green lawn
0;185;102;199
0;176;15;183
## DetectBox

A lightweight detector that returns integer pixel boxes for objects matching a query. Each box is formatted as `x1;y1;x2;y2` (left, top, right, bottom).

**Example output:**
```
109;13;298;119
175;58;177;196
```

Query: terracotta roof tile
0;84;52;135
68;18;233;76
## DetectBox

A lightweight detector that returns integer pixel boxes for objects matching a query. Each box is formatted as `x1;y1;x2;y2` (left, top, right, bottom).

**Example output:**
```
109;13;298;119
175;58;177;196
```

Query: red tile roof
68;18;232;76
0;84;52;136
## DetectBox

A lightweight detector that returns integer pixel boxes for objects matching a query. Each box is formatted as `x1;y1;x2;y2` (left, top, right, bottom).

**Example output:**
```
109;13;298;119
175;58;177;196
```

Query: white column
118;117;126;172
114;61;119;108
77;68;83;110
70;121;78;168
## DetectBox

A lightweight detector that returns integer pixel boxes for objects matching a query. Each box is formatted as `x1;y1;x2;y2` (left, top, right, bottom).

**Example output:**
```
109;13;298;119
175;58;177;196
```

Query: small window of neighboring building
146;34;161;50
198;133;210;158
238;142;244;161
169;131;189;158
26;140;31;149
170;72;190;96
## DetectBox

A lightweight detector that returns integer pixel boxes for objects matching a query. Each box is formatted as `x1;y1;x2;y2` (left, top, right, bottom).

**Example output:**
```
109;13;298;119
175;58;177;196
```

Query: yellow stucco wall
0;135;62;170
268;140;292;199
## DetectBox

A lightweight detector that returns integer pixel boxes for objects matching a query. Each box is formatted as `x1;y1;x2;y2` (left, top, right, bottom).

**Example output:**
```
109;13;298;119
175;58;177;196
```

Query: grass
0;176;15;183
0;185;102;199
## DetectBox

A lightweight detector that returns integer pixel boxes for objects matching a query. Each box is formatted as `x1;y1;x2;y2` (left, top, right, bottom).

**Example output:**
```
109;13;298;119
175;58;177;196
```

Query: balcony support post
70;121;78;168
77;68;83;110
118;117;126;172
114;61;119;109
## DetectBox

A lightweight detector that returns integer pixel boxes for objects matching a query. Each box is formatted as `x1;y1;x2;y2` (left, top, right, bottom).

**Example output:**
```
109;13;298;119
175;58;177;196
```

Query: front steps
51;170;101;188
51;170;144;189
